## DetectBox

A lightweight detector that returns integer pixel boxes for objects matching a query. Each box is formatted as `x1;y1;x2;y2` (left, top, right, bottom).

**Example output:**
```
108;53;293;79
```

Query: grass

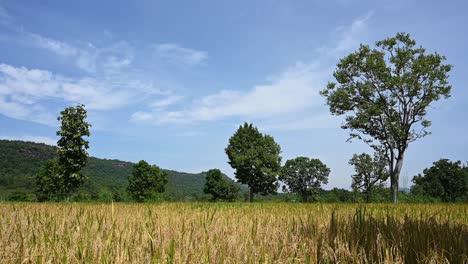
0;203;466;263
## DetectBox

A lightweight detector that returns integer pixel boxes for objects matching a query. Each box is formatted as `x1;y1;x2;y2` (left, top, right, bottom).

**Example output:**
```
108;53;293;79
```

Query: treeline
3;117;466;203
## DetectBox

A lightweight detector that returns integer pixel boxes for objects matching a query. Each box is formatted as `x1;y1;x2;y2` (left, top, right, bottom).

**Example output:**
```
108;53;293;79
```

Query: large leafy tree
320;33;452;203
127;160;168;202
280;157;330;202
349;152;389;203
411;159;467;202
225;123;281;202
203;169;240;201
56;104;91;201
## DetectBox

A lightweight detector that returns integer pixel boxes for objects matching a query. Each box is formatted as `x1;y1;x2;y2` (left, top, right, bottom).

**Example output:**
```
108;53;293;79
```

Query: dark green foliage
203;169;240;201
7;190;32;201
56;104;91;200
225;123;282;202
0;140;55;193
320;33;453;203
0;140;241;201
35;159;66;201
280;157;330;202
411;159;468;202
127;160;168;202
349;152;389;202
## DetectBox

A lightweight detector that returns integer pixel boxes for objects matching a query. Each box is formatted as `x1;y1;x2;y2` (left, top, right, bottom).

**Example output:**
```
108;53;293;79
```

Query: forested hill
0;140;239;201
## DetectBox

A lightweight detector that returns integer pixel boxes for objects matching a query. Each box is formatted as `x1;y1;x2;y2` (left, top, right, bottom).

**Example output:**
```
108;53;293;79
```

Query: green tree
279;157;330;202
411;159;468;202
349;152;389;203
320;33;452;203
35;159;65;201
127;160;168;202
203;169;240;201
56;104;91;201
225;123;281;202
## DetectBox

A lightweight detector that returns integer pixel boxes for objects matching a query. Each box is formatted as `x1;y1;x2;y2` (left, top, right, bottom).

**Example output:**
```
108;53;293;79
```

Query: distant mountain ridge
0;139;241;201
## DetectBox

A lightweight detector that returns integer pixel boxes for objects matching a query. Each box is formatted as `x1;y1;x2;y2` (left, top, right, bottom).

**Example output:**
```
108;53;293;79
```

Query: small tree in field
320;33;452;203
280;157;330;202
56;104;91;201
225;123;281;202
203;169;240;201
349;152;389;203
35;159;65;201
127;160;168;202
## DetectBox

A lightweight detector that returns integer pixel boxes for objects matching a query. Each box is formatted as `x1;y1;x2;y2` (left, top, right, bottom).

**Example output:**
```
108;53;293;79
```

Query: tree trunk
249;188;254;203
391;151;405;204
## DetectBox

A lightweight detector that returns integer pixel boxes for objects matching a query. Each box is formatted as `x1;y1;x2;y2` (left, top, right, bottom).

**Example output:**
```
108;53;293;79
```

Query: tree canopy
127;160;168;202
225;123;281;202
320;32;452;203
411;159;467;202
280;157;330;202
203;169;240;201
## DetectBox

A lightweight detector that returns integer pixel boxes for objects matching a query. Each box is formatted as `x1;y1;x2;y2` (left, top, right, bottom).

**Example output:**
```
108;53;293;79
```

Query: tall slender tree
56;104;91;201
225;123;281;202
320;33;452;203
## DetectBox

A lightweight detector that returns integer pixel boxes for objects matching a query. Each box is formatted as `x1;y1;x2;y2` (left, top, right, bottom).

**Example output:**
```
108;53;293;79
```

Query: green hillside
0;140;240;201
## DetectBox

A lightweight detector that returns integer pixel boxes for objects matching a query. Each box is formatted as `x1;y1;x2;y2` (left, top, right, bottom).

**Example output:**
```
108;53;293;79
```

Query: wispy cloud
29;33;78;57
149;95;184;109
0;19;180;126
131;14;372;129
0;8;211;127
0;63;138;125
28;33;134;74
132;62;326;124
0;135;57;145
154;43;208;66
317;11;373;58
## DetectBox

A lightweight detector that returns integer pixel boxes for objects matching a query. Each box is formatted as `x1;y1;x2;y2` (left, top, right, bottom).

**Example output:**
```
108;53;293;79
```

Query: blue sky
0;0;467;189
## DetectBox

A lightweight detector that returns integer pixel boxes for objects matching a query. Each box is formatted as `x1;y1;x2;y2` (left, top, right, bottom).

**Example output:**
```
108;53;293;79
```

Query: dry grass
0;203;466;263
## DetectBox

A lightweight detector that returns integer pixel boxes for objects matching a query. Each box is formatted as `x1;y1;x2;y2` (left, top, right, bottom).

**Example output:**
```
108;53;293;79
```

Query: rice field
0;203;467;263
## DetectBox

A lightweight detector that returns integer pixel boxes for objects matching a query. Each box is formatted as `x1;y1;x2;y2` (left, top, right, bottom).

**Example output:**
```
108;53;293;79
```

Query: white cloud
29;33;78;56
131;14;372;128
0;135;57;145
154;43;207;66
0;63;138;125
0;12;207;127
131;62;327;124
28;33;134;74
149;95;183;109
317;11;373;58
